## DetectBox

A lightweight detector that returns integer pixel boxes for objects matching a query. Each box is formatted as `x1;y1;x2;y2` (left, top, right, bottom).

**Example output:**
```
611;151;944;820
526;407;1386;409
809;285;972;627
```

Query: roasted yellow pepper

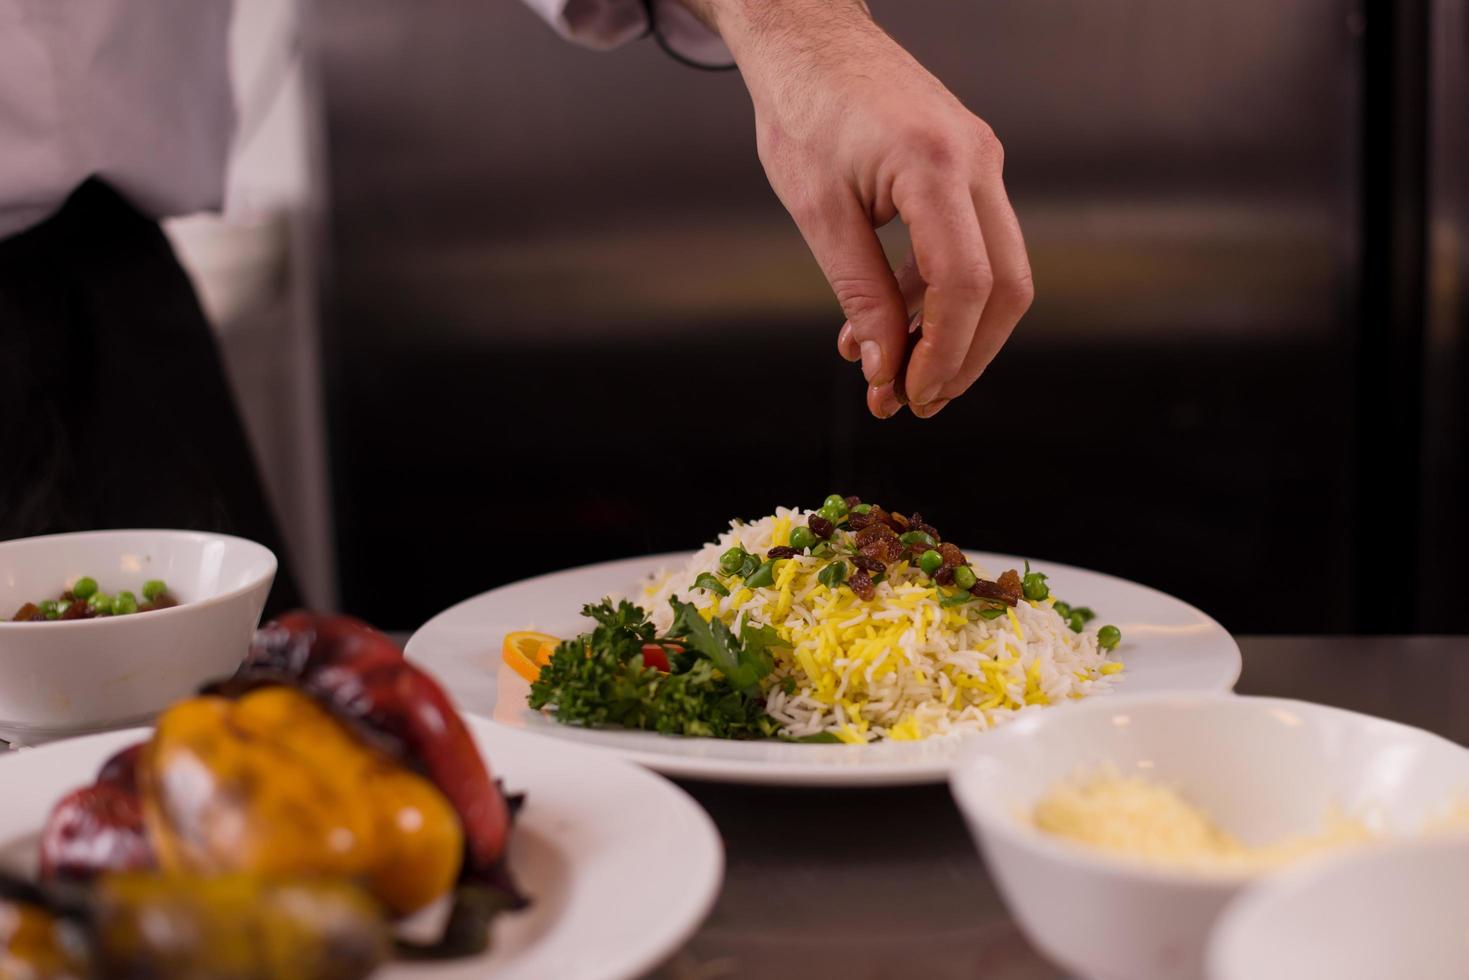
92;874;387;980
0;898;87;980
140;687;464;916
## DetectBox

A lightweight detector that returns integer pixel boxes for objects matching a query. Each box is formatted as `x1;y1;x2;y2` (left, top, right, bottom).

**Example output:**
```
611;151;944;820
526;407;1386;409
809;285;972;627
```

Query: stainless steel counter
647;636;1469;979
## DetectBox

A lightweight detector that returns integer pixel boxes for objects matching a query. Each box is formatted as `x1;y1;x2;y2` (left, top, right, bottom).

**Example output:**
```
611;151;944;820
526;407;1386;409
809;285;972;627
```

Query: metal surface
1420;0;1469;630
308;0;1384;635
644;636;1469;979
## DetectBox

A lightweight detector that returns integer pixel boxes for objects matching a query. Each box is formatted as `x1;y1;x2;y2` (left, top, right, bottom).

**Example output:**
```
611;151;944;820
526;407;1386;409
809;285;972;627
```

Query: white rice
636;507;1124;743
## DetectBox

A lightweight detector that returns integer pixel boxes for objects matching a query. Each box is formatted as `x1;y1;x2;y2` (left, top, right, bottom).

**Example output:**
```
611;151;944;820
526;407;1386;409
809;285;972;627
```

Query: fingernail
872;385;902;419
860;341;882;382
838;323;860;362
913;398;949;419
911;382;941;405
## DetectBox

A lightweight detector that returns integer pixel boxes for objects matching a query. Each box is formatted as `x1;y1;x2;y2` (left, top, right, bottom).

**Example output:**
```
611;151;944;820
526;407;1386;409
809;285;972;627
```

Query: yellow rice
638;507;1124;742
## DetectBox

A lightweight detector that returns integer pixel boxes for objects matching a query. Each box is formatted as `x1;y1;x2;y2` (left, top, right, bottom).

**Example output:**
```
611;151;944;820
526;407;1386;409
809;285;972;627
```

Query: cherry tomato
639;644;674;672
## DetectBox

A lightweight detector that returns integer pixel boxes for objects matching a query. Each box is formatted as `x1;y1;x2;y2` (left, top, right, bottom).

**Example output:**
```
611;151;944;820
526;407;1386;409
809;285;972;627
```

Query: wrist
675;0;875;70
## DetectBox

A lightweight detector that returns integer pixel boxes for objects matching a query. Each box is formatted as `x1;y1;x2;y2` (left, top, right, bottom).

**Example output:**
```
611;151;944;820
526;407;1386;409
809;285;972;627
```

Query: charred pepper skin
238;612;512;876
141;687;465;917
38;613;512;899
39;744;153;882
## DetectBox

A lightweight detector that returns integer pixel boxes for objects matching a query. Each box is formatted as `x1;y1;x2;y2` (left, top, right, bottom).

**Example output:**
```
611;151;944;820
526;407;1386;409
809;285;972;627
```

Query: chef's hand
677;0;1033;418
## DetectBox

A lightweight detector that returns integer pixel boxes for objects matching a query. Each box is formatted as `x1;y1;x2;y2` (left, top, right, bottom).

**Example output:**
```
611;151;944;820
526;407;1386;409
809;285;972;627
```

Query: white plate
407;552;1242;787
0;718;723;980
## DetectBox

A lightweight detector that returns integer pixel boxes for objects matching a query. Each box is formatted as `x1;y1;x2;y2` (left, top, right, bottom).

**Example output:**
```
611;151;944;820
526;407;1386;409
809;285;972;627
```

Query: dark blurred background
300;0;1466;635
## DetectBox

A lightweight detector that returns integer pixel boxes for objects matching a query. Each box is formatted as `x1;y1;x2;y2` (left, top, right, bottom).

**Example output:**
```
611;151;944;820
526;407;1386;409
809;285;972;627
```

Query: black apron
0;179;301;616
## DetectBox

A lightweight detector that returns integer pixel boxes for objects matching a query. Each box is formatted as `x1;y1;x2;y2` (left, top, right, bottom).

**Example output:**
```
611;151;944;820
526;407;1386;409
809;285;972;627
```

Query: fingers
796;192;908;390
821;138;1032;421
929;175;1034;406
867;383;903;419
893;252;925;306
891;172;992;409
837;253;922;365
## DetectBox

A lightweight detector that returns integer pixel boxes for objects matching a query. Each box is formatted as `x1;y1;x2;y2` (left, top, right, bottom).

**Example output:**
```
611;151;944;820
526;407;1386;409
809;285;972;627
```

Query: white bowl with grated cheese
949;694;1469;980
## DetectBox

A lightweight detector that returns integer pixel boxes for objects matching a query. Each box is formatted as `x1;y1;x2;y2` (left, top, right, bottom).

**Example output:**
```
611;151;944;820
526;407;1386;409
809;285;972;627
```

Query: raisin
995;569;1024;602
934;567;956;586
10;602;42;622
851;555;886;575
848;569;877;601
855;522;897;547
843;495;862;509
939;542;966;568
911;521;941;543
767;546;799;560
970;577;1020;606
861;538;905;563
809;514;836;539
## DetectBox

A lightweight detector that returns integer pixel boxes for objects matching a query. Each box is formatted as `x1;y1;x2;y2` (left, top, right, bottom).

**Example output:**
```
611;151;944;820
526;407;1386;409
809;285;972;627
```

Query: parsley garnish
527;598;783;739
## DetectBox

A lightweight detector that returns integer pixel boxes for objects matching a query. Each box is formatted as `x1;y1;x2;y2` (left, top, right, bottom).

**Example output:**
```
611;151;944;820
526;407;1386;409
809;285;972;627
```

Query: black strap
639;0;737;71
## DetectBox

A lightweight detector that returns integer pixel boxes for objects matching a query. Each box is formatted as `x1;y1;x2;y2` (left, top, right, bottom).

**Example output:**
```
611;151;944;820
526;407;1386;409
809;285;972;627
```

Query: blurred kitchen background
181;0;1466;635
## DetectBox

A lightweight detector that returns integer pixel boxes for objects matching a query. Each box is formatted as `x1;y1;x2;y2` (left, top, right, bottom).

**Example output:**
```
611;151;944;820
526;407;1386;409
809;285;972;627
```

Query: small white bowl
949;694;1469;980
0;530;276;744
1208;835;1469;980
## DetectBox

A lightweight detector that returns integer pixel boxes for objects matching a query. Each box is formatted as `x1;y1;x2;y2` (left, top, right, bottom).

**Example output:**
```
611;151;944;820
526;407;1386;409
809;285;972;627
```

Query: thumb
792;193;908;387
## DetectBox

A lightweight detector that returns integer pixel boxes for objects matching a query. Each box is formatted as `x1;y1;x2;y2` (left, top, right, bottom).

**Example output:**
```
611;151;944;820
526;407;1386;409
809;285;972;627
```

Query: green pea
719;547;746;575
822;494;849;517
692;573;729;597
1022;570;1050;602
745;561;777;589
1068;611;1085;633
817;561;847;588
1053;601;1072;620
1098;625;1121;650
918;549;943;575
789;526;816;551
112;591;139;616
898;530;936;547
1073;606;1096;623
817;503;843;525
71;577;98;600
850;503;873;515
142;579;167;601
953;566;977;590
39;599;60;620
88;592;113;614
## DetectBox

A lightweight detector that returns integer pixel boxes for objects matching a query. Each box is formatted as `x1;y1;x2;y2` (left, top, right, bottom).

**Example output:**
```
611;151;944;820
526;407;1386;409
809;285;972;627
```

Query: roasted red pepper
237;612;512;877
39;743;153;881
40;613;512;887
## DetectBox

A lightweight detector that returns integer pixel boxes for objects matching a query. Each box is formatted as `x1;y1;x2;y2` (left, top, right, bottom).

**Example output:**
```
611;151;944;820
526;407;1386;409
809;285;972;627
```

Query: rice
636;507;1124;743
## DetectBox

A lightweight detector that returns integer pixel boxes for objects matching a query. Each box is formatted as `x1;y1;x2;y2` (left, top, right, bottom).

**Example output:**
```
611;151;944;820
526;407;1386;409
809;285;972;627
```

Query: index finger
790;190;910;391
892;174;993;407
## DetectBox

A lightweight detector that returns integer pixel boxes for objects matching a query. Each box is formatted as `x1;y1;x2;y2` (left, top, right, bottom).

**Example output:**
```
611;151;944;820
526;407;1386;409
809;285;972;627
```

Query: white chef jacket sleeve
521;0;732;66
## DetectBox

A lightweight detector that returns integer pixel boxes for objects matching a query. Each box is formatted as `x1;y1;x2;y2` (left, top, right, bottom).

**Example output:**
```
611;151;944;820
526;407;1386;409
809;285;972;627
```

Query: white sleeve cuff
522;0;732;65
